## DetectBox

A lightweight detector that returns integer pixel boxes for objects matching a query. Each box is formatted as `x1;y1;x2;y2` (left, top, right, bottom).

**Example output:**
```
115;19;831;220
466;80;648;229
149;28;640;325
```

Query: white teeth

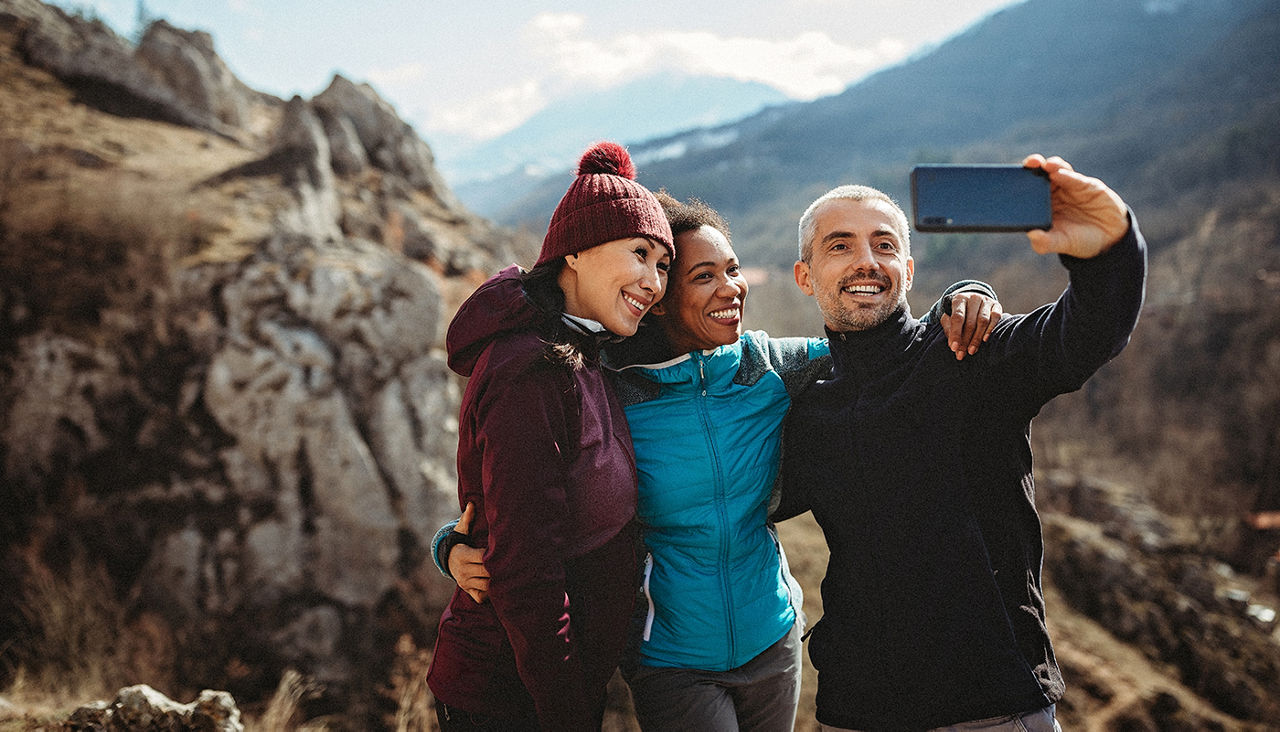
709;308;739;319
844;285;884;295
624;294;645;310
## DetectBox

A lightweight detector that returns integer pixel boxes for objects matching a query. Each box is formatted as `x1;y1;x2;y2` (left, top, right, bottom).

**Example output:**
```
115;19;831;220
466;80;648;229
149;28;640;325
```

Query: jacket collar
619;336;745;389
826;305;921;380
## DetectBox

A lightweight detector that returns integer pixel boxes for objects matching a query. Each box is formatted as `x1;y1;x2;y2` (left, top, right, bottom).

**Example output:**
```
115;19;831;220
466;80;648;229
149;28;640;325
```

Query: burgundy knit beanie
535;142;674;266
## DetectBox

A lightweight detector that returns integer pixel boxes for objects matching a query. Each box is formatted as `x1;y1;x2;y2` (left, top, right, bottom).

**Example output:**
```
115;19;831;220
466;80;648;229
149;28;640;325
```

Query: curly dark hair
655;190;731;243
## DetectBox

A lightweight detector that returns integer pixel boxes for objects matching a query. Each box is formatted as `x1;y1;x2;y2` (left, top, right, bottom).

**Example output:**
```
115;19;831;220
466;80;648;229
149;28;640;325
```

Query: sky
56;0;1021;158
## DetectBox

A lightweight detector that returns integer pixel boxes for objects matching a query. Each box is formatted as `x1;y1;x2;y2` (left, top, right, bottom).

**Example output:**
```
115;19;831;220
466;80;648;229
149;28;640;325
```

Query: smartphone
910;164;1052;233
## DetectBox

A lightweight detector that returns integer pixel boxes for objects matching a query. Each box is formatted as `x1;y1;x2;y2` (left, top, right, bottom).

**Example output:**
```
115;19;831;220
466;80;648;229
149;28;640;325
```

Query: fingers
1022;153;1072;174
461;569;489;604
941;307;967;361
944;294;1002;360
452;543;490;604
456;502;475;534
946;298;967;359
460;571;490;604
1026;228;1055;255
982;300;1003;341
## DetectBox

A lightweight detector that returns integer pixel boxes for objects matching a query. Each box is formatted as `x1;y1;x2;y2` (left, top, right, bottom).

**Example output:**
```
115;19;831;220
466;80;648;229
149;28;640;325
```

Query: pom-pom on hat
535;141;674;266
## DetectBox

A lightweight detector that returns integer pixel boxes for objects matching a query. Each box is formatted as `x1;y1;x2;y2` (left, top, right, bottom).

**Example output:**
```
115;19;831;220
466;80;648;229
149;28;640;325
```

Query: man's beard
821;273;904;332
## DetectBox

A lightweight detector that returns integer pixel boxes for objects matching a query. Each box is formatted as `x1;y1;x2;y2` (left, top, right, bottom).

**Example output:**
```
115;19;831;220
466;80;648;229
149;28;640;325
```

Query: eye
876;240;897;251
727;265;742;276
657;261;670;273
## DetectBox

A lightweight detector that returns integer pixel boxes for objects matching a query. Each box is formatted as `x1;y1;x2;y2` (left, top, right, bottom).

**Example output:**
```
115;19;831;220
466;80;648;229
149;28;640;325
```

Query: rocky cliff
0;0;535;722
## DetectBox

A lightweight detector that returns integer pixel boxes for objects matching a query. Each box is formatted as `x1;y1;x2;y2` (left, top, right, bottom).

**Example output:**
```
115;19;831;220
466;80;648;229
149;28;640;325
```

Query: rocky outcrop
1040;473;1280;724
312;75;458;207
135;20;258;131
2;0;261;140
0;0;536;723
67;685;242;732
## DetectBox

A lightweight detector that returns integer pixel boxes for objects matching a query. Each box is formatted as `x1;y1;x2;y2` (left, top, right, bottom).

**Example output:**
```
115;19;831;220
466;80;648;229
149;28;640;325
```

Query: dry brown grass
384;635;437;732
0;549;150;728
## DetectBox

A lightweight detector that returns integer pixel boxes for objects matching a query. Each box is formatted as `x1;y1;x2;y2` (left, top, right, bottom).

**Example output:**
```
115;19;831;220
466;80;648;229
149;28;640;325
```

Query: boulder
66;685;242;732
4;0;248;137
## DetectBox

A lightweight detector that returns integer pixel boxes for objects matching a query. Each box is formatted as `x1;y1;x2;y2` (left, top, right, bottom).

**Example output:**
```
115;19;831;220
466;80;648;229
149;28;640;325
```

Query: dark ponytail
520;260;587;369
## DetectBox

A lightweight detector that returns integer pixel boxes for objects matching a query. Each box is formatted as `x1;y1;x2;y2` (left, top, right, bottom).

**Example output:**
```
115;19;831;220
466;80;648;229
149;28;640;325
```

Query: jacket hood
446;265;542;377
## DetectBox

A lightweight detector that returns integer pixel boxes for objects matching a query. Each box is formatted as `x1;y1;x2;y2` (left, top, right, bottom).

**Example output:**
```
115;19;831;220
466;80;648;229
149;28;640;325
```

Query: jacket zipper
696;354;736;665
641;552;656;641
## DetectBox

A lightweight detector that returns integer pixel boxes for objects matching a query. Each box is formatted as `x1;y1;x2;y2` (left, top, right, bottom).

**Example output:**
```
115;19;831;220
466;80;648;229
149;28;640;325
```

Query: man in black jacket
776;155;1146;731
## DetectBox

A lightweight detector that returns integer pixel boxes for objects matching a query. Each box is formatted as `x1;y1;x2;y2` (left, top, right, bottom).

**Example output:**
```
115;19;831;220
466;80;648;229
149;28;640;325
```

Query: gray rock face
312;75;459;206
3;0;257;139
135;20;255;129
0;0;535;720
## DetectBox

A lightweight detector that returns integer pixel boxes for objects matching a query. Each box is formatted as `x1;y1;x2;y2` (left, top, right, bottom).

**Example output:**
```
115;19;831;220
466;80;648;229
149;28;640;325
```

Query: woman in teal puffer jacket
437;193;999;731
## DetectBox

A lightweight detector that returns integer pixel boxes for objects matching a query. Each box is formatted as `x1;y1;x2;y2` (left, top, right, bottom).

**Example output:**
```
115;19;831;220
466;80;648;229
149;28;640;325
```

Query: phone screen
910;164;1052;233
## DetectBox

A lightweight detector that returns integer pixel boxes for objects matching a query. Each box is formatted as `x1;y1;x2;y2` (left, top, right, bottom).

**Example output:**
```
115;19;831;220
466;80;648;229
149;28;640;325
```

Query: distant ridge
444;71;789;215
490;0;1279;268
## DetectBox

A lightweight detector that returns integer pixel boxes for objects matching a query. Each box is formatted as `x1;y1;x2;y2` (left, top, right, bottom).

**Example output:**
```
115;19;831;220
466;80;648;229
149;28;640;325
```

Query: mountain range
472;0;1280;676
490;0;1280;268
443;72;788;213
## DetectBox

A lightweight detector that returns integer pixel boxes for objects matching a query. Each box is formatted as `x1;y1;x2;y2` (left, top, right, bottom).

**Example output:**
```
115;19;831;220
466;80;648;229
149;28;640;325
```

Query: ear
904;256;915;292
564;253;579;271
793;260;815;296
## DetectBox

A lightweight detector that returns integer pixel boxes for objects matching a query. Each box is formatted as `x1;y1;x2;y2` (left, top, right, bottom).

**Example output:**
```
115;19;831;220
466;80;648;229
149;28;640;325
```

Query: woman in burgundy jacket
426;142;674;732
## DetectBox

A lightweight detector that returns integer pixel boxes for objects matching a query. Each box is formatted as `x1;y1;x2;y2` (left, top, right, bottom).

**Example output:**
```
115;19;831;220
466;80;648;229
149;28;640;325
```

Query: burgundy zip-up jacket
427;266;640;731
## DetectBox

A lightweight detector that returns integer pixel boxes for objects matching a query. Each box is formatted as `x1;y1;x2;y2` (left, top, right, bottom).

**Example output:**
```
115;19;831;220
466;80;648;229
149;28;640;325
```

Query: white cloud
430;80;546;141
425;12;911;142
366;62;427;87
527;15;908;99
647;30;909;99
225;0;264;19
528;12;586;38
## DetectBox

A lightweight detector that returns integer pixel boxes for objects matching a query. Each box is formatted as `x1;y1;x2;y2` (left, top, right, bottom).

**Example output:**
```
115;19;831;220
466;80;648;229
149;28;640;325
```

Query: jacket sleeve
978;212;1147;410
921;279;999;324
430;518;461;579
771;469;811;522
470;361;594;731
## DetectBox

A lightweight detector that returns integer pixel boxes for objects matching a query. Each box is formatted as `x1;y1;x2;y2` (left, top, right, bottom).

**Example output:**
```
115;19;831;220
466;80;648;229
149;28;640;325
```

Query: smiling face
653;225;747;353
559;236;670;336
793;197;914;332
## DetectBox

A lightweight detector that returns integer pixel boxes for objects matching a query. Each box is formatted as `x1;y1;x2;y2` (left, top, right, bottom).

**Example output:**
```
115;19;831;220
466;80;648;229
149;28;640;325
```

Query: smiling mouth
842;284;886;296
708;307;740;320
623;293;647;312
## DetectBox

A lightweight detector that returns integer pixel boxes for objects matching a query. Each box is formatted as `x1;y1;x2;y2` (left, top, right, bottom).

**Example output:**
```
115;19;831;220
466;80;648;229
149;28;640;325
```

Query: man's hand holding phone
1022;154;1129;259
910;156;1129;259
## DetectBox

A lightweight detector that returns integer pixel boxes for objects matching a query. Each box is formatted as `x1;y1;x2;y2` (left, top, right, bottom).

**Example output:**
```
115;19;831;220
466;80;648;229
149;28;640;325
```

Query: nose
641;263;664;296
716;275;745;298
848;240;879;272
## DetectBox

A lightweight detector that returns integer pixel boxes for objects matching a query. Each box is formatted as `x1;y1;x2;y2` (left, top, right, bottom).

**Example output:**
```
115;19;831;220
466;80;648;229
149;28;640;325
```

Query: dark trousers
435;699;538;731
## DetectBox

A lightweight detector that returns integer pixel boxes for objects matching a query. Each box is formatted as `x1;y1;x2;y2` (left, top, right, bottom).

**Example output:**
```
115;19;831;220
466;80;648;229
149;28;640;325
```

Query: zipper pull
698;357;707;396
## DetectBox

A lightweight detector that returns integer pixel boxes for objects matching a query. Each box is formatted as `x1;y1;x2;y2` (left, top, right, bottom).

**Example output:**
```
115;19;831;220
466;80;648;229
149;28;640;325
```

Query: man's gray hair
797;185;911;262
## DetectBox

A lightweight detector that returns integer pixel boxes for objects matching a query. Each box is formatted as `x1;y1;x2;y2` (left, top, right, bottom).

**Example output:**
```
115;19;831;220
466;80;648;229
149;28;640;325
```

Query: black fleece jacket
776;217;1147;730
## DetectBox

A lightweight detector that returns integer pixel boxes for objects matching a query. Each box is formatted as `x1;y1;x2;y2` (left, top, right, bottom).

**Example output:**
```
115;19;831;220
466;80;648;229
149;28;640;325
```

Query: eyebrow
684;260;717;271
821;228;899;244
